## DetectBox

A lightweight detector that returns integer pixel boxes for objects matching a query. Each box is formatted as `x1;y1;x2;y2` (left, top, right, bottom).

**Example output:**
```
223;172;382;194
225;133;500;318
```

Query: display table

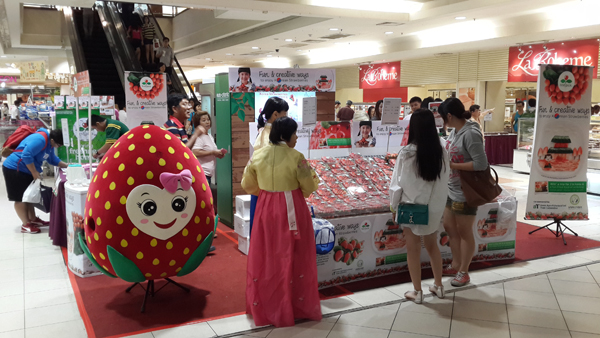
316;198;517;289
485;133;518;165
49;170;68;248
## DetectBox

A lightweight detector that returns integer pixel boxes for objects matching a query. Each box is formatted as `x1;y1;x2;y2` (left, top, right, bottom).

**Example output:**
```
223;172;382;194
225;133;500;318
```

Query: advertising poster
525;65;593;220
18;61;46;82
71;71;90;97
351;120;389;155
99;96;115;115
508;39;599;82
254;91;315;123
429;102;444;128
317;199;516;288
124;71;168;128
228;67;335;92
55;108;105;163
54;96;65;109
388;120;410;153
309;122;352;149
458;87;476;110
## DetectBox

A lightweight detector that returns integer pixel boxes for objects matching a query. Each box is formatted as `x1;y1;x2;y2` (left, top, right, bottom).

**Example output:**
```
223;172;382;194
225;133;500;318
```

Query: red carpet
65;222;600;338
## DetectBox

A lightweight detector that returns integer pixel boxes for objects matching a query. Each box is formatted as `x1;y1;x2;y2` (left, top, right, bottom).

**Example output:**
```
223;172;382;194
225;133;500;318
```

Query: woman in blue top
2;129;68;234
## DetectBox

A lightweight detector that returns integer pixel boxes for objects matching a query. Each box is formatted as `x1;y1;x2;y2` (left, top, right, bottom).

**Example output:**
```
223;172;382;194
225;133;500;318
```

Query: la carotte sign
508;39;599;82
359;62;400;89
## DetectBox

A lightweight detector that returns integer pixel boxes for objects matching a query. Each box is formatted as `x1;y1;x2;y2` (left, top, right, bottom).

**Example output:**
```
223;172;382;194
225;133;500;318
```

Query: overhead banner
508;39;599;82
18;61;46;82
359;62;400;89
525;64;593;221
228;67;335;92
124;71;168;128
71;71;90;97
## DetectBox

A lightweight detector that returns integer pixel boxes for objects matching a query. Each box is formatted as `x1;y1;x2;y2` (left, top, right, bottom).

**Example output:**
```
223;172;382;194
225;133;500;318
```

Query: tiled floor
1;166;600;338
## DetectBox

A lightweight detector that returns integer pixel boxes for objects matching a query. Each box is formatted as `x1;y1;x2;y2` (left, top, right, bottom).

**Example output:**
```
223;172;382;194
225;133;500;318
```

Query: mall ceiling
1;0;599;74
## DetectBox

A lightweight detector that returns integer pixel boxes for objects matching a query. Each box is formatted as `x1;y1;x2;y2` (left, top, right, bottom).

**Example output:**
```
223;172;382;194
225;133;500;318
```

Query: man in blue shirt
2;128;68;233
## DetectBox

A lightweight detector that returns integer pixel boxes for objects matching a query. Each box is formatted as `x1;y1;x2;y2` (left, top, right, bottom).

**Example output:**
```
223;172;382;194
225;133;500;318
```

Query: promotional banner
359;62;400;89
71;71;90;97
310;122;352;149
317;199;516;288
508;39;599;82
228;67;335;92
254;91;315;123
352;120;388;152
55;108;105;163
525;64;593;220
124;71;168;128
18;61;46;82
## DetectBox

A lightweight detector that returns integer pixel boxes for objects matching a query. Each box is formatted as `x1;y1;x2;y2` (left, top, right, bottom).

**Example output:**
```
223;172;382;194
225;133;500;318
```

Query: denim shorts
446;197;478;215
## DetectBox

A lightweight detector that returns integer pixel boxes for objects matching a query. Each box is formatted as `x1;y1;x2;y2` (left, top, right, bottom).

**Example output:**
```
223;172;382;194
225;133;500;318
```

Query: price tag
302;97;317;127
381;98;402;125
61;118;71;147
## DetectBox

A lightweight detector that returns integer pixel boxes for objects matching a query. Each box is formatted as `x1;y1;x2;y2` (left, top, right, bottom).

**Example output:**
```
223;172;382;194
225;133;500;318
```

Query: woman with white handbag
389;109;449;304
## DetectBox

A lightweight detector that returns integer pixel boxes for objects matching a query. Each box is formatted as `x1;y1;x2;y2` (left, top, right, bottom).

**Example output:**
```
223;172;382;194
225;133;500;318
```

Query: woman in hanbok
242;117;321;327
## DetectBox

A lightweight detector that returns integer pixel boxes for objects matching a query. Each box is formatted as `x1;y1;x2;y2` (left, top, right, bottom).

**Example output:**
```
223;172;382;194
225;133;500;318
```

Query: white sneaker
404;290;423;304
429;284;445;299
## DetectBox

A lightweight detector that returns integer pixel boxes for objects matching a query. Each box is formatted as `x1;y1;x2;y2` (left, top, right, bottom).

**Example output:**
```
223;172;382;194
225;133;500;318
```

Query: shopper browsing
2;129;68;234
191;111;225;185
249;97;289;235
241;117;321;327
336;100;355;121
374;100;384;121
88;115;130;159
511;100;525;132
164;93;206;150
127;23;142;61
390;108;449;303
439;98;489;287
406;96;422;121
469;104;493;139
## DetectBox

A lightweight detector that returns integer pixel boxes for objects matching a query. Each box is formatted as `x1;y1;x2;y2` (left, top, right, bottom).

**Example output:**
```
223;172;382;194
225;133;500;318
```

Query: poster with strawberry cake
228;67;336;92
124;71;168;128
526;64;593;221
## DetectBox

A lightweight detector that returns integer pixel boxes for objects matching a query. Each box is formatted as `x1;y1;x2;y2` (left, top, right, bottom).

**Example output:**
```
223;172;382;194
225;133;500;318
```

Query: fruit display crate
307;153;396;218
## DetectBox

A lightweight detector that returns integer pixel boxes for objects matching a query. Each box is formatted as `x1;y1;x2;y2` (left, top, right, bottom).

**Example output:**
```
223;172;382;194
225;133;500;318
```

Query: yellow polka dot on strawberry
92;254;96;260
99;253;106;260
165;134;171;140
166;241;173;249
194;216;200;224
94;233;99;241
144;133;151;139
103;265;109;270
127;177;134;185
128;134;134;139
89;208;93;216
87;195;90;202
103;157;108;164
176;162;183;170
196;234;202;242
117;216;124;225
152;258;160;265
105;201;111;210
160;272;167;277
143;125;149;129
128;144;135;151
115;142;120;148
105;230;112;239
159;159;166;166
202;184;206;191
210;197;213;205
192;176;196;183
182;229;188;237
95;190;99;198
169;260;176;266
146;171;153;180
201;201;206;209
102;171;108;179
183;248;190;255
110;182;116;190
184;153;190;159
121;239;128;248
114;151;120;159
196;166;201;173
120;196;127;204
87;236;91;244
118;164;125;171
176;267;182;273
136;157;144;165
149;146;156;153
93;175;97;182
206;217;210;225
168;147;175;154
151;239;157;247
145;273;152;277
131;228;139;236
136;252;144;259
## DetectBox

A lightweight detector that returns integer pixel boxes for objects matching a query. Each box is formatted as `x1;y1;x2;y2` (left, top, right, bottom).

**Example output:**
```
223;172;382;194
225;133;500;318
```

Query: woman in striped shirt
142;16;156;64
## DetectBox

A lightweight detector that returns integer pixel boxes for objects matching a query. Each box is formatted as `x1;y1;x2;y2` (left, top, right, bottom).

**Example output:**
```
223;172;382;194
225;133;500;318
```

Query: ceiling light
1;82;5;88
0;56;5;58
385;31;393;35
574;50;577;53
251;47;259;50
226;53;233;55
310;0;423;14
330;28;339;31
205;58;211;60
267;55;272;57
285;39;293;42
455;16;466;20
101;21;107;27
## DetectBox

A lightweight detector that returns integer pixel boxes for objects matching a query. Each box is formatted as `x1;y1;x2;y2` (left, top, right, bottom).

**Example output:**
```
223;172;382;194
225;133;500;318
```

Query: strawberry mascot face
79;125;215;282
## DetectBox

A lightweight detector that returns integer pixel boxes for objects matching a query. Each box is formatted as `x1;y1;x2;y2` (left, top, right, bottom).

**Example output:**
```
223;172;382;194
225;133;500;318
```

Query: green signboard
55;108;104;164
215;73;233;226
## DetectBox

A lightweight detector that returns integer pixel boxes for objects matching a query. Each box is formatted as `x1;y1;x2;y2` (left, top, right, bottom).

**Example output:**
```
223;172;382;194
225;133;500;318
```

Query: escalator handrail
142;5;198;102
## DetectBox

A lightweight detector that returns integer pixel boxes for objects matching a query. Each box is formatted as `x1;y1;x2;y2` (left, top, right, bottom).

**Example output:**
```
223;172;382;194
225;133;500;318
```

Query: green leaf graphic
561;79;565;83
567;80;572;83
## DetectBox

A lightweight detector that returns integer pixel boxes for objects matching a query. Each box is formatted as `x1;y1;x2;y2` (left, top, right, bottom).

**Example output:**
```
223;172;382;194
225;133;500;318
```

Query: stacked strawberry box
234;195;252;254
307;153;394;218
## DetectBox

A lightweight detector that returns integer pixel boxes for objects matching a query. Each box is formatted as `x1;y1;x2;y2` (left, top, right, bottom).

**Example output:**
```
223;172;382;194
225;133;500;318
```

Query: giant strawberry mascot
78;125;215;283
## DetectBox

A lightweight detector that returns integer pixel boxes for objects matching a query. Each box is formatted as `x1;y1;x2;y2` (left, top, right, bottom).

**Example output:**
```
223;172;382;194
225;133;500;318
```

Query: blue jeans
206;176;211;185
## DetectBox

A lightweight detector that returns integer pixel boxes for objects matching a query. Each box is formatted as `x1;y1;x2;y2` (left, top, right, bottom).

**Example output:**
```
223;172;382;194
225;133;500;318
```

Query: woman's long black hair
269;117;297;144
407;108;444;181
258;97;289;129
439;97;471;123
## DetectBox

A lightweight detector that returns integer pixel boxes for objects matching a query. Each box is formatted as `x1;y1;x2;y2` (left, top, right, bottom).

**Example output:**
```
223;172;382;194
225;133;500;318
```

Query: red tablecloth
485;134;518;165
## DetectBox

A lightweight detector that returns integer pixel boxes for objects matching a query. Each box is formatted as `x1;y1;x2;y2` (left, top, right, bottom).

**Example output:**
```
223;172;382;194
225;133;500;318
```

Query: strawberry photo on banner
309;121;351;149
125;71;168;128
526;65;593;221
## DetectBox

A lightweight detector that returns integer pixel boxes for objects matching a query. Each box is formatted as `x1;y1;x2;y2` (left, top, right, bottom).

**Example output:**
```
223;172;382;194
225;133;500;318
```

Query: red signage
508;39;599;82
359;62;400;89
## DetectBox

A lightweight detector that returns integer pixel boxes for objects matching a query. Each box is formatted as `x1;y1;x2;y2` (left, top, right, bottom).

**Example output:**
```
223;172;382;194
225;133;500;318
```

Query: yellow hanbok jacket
253;124;272;151
242;143;320;198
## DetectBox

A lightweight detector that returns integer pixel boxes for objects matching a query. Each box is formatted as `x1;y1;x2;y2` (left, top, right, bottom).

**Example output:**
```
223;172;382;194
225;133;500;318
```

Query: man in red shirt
336;100;355;121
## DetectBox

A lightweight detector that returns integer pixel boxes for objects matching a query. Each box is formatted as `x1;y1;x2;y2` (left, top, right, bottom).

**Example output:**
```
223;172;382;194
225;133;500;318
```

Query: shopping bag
313;218;335;255
34;184;52;213
22;180;42;204
153;38;160;51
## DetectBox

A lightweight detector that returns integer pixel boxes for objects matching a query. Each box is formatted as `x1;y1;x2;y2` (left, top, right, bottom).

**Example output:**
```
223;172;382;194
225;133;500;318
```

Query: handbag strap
490;166;499;184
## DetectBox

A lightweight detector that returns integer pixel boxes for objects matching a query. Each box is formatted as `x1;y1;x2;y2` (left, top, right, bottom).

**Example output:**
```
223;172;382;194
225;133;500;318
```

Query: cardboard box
234;213;250;237
238;235;249;255
235;195;252;219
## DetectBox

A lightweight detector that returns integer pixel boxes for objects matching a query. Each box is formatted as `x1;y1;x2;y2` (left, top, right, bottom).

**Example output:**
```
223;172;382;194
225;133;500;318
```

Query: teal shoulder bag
396;180;435;226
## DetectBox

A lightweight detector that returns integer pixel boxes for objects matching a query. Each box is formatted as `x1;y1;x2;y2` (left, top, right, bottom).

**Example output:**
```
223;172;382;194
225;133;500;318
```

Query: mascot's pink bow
160;169;193;193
